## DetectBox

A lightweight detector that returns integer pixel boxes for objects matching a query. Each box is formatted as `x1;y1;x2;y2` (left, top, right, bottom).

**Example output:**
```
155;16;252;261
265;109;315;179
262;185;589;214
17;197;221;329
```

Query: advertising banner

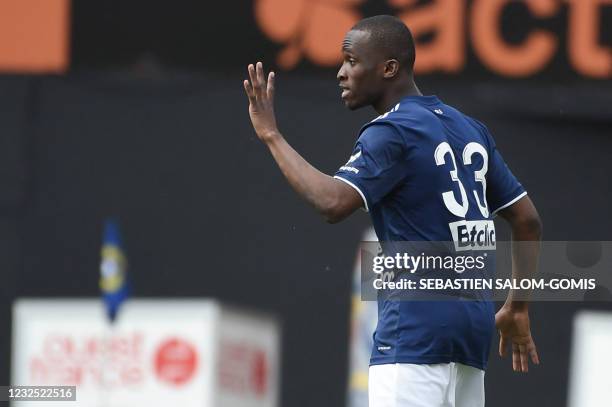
11;299;280;407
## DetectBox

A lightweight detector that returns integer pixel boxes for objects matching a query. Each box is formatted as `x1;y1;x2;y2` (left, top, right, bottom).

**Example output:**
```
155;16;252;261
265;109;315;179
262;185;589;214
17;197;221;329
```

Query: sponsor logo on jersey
448;220;496;251
347;150;361;164
339;149;362;173
339;165;359;174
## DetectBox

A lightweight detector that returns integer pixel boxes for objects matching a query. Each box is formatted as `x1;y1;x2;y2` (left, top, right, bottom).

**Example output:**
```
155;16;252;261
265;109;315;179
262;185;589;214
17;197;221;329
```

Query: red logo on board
251;350;268;396
154;338;198;386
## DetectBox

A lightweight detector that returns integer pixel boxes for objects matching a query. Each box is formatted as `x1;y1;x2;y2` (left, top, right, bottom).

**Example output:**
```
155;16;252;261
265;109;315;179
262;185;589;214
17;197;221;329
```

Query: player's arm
243;62;363;223
495;195;542;372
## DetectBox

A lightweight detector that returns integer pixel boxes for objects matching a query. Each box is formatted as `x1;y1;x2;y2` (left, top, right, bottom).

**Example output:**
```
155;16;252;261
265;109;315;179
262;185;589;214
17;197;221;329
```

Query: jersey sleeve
482;128;527;216
334;123;407;212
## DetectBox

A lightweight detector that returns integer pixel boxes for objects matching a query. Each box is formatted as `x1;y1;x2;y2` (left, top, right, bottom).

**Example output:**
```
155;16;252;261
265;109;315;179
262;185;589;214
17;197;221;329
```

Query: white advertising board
216;307;281;407
12;299;280;407
568;311;612;407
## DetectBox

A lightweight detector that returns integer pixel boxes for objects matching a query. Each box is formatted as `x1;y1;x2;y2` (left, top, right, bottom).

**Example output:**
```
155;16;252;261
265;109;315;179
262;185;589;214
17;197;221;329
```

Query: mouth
339;85;350;100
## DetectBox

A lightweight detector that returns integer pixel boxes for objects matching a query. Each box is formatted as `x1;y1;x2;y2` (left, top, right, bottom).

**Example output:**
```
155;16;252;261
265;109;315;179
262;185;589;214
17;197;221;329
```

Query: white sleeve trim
491;191;527;216
334;175;369;212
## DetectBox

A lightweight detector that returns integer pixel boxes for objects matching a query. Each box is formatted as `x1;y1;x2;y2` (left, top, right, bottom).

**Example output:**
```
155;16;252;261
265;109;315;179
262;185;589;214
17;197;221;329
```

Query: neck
373;75;422;114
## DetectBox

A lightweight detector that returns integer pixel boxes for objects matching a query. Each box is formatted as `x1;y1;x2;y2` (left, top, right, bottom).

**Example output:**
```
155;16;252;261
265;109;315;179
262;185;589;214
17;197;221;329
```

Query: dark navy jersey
334;95;526;370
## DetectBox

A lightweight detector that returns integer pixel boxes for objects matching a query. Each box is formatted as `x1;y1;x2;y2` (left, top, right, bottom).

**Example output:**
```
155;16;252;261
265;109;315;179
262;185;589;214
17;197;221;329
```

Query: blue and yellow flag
99;218;129;322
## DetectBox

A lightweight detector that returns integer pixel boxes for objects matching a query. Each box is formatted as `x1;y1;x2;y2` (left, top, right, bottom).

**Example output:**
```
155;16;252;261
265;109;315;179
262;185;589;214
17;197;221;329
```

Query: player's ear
383;59;400;79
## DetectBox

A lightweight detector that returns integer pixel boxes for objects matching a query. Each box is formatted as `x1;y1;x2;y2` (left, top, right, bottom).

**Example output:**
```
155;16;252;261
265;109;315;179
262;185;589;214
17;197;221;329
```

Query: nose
337;63;346;81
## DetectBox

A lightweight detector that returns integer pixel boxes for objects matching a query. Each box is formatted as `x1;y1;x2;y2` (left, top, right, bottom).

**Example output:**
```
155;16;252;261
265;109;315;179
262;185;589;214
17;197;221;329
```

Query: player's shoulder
358;100;428;138
459;112;497;149
459;111;489;135
388;97;436;122
356;120;405;152
438;102;497;149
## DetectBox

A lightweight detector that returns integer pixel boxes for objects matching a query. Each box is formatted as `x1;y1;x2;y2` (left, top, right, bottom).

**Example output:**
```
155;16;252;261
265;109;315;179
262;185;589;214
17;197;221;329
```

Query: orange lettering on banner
254;0;610;79
471;0;559;77
0;0;70;73
567;0;612;78
392;0;465;73
255;0;364;69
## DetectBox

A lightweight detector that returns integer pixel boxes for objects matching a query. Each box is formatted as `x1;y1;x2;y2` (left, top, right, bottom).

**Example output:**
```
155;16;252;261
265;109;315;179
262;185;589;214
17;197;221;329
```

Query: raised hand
495;305;540;372
243;61;280;143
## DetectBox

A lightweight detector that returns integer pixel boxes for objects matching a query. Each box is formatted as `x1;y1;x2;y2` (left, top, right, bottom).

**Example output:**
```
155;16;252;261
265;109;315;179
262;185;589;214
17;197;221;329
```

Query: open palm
495;306;540;372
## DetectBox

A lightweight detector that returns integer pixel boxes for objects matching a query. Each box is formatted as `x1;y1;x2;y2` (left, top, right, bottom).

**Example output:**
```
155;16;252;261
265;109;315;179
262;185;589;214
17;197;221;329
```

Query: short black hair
351;15;416;72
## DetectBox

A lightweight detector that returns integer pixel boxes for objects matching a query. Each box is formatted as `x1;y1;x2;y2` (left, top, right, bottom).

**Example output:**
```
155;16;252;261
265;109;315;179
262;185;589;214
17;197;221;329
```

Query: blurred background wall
0;0;610;406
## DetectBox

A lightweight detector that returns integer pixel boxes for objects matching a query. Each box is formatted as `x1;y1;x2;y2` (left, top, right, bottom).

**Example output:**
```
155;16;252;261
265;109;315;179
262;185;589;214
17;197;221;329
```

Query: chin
345;98;366;111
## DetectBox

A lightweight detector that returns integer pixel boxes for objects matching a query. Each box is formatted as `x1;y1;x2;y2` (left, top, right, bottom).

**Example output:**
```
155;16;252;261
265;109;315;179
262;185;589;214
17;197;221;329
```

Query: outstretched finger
499;333;507;357
248;64;259;95
256;62;266;91
519;343;529;372
243;80;255;103
267;71;275;100
512;343;520;371
529;342;540;365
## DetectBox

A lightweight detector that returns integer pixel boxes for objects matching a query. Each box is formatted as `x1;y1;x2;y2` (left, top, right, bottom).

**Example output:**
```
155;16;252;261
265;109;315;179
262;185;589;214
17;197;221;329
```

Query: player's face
337;30;385;110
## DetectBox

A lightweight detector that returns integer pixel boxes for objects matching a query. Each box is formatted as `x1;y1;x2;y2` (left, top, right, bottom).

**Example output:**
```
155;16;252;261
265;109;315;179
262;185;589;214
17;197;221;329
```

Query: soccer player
243;15;541;407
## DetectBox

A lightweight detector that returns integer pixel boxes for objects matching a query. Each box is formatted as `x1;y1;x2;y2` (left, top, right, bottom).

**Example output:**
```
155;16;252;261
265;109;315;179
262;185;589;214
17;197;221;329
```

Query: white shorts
368;363;485;407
